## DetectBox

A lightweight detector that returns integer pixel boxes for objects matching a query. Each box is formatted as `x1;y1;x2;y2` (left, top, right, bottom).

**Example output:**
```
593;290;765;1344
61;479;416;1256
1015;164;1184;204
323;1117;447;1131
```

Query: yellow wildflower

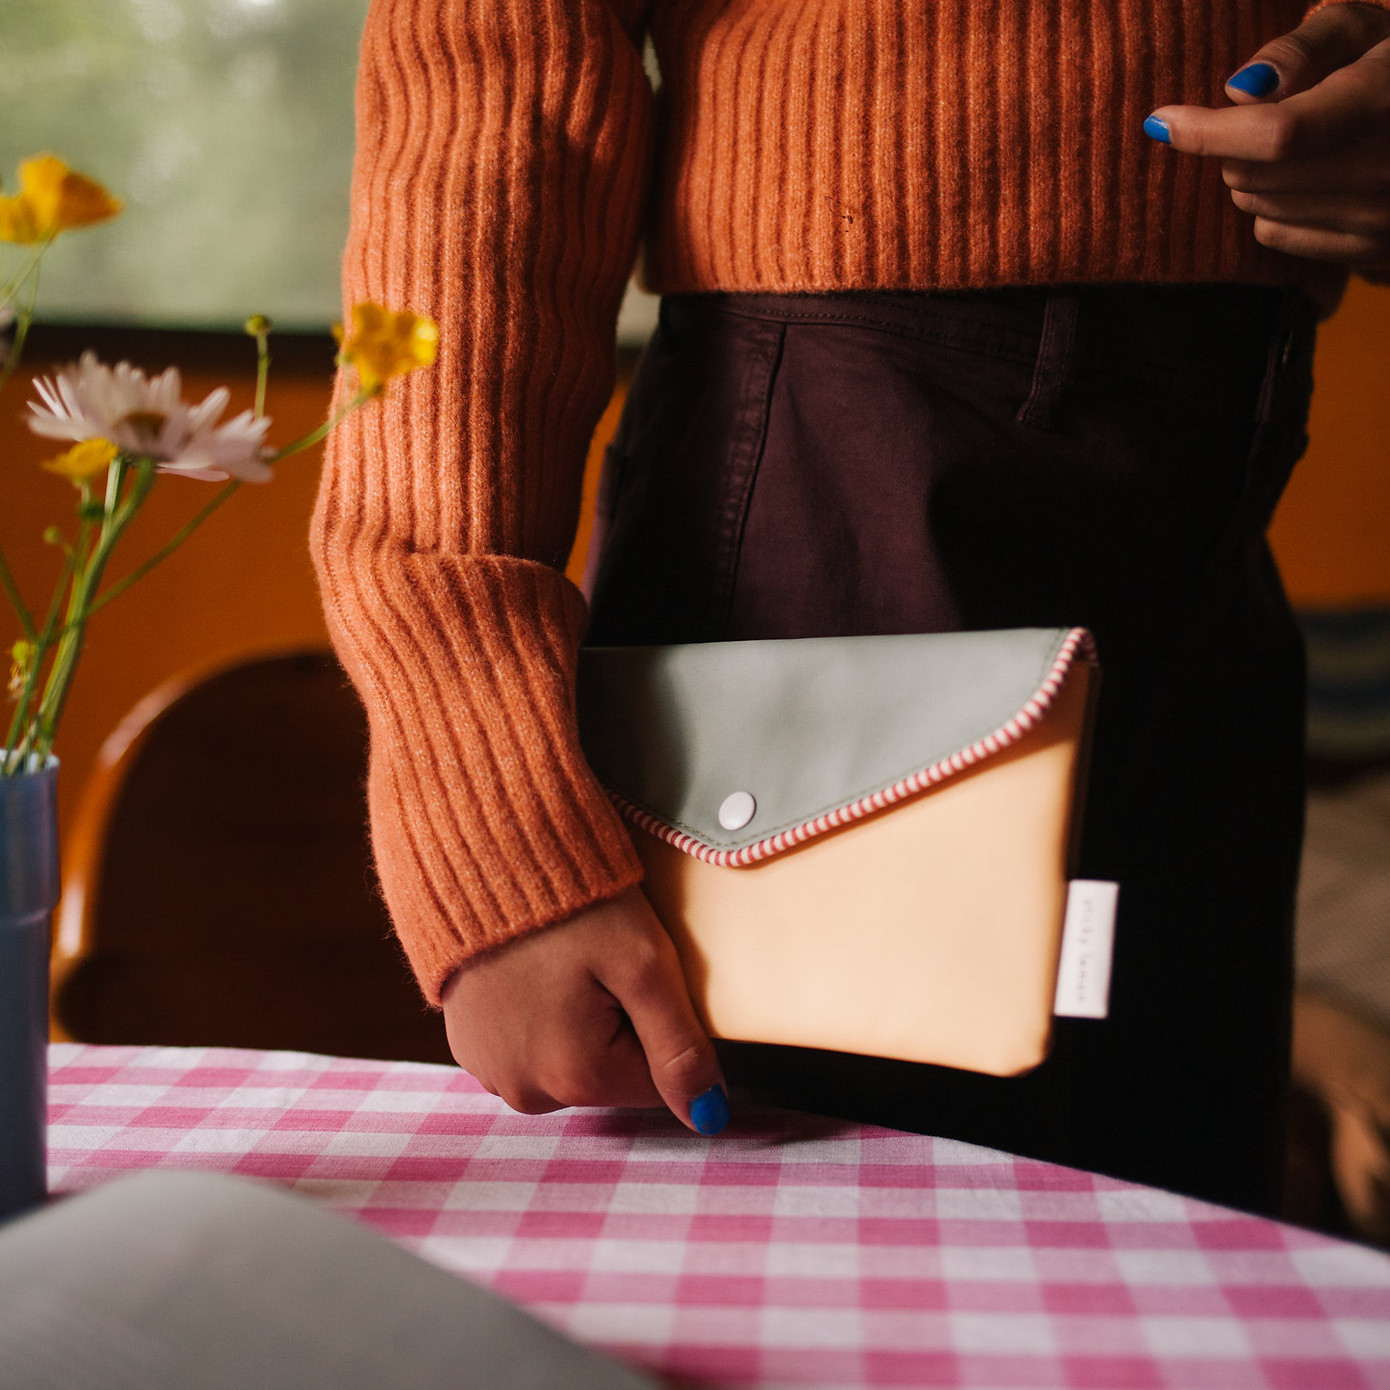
336;302;438;394
0;154;122;245
41;438;118;483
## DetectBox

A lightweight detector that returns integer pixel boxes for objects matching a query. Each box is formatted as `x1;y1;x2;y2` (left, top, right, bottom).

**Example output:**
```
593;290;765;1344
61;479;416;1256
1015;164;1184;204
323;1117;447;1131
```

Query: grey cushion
0;1171;655;1390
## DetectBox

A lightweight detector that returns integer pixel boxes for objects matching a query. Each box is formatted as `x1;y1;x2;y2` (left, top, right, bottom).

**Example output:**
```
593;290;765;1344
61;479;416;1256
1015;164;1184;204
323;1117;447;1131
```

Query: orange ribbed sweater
313;0;1378;1004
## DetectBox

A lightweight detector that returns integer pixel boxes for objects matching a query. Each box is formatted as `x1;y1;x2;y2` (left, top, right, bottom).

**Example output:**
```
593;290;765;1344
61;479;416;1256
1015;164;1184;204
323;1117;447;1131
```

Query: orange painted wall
0;283;1384;851
1269;279;1390;605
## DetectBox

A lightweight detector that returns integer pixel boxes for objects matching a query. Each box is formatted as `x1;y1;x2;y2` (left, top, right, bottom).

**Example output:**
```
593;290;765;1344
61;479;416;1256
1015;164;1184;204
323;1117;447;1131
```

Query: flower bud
8;640;36;702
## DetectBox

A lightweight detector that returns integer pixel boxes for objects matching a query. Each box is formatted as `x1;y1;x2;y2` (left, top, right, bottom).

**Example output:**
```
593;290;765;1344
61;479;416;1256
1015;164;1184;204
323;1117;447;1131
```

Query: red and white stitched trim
603;627;1097;868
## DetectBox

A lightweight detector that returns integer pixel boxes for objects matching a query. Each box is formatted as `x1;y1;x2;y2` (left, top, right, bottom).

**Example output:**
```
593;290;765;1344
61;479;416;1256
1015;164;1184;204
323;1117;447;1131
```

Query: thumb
1225;4;1390;102
598;910;729;1135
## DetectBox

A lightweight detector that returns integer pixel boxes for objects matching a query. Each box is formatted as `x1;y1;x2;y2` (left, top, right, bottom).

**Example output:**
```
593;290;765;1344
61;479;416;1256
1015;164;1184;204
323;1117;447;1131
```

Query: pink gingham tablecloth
47;1043;1390;1390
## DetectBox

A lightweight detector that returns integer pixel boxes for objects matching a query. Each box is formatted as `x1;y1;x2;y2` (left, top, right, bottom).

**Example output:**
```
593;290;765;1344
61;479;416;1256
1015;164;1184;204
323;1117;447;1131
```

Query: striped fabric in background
1300;606;1390;763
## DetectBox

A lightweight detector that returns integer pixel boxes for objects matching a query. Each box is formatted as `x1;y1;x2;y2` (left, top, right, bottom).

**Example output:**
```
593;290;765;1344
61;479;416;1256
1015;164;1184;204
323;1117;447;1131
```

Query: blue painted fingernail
690;1084;729;1136
1143;115;1171;145
1228;62;1280;97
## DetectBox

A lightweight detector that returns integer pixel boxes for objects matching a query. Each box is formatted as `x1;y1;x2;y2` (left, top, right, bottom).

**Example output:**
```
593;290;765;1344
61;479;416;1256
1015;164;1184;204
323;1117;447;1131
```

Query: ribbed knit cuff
327;553;642;1005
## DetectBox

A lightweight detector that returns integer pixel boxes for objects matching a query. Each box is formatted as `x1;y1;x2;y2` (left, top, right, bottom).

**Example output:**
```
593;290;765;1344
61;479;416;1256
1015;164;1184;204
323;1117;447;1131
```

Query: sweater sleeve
311;0;653;1004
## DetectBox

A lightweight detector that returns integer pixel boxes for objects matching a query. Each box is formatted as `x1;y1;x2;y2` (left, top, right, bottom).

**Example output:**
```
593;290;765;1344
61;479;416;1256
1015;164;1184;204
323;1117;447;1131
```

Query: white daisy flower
27;350;273;483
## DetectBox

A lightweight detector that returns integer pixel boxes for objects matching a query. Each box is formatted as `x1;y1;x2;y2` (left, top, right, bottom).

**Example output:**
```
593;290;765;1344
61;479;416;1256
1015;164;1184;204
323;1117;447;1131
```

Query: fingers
1150;43;1390;163
1216;125;1390;265
1247;216;1390;265
1221;138;1390;195
439;889;728;1132
595;923;728;1135
1223;4;1390;103
449;969;664;1114
1233;177;1390;260
1230;187;1390;235
456;1016;664;1115
1141;9;1390;268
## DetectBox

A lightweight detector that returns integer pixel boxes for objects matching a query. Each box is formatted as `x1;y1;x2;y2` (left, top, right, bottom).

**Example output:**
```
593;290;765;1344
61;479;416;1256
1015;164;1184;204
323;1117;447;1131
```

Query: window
3;0;369;330
2;0;658;341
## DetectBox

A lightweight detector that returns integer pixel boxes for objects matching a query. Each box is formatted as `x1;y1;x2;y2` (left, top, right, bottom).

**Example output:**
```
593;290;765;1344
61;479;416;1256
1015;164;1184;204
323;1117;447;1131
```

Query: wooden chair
51;648;451;1064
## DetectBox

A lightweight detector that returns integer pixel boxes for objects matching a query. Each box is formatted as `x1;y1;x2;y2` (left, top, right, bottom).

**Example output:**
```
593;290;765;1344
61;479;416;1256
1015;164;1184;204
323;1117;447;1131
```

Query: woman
313;0;1390;1213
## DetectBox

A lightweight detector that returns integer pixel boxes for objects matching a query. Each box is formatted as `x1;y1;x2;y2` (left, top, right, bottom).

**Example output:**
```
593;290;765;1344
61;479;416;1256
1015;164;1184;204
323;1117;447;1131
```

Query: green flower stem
0;540;36;640
253;332;270;421
0;272;40;397
271;388;374;461
12;477;100;759
6;479;101;769
75;476;101;597
27;462;156;762
0;238;50;309
3;548;74;773
103;453;131;521
84;476;241;623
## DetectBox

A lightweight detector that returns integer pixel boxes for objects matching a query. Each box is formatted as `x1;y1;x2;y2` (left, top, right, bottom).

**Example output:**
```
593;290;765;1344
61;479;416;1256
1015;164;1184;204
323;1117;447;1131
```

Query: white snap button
718;791;757;831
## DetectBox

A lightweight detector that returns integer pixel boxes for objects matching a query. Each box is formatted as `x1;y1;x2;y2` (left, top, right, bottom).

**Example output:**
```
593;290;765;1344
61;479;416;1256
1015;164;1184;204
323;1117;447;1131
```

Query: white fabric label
1053;880;1119;1019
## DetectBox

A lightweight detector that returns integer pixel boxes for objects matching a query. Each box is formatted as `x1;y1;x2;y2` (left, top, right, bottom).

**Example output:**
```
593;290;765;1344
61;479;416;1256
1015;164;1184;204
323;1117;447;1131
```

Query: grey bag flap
577;626;1091;860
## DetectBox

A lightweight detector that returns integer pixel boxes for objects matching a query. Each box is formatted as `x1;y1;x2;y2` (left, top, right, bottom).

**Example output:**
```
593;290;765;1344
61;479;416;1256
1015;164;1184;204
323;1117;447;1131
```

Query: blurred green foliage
0;0;370;329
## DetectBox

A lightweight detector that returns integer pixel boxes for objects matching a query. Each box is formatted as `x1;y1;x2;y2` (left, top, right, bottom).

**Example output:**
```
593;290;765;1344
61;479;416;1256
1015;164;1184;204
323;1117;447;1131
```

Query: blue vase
0;760;58;1221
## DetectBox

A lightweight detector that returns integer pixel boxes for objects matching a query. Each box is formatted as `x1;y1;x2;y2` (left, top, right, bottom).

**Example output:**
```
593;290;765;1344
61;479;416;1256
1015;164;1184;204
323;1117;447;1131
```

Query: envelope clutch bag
576;627;1100;1077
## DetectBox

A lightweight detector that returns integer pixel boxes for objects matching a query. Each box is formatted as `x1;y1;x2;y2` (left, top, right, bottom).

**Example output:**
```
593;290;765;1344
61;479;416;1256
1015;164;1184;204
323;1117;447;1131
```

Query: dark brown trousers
586;285;1318;1214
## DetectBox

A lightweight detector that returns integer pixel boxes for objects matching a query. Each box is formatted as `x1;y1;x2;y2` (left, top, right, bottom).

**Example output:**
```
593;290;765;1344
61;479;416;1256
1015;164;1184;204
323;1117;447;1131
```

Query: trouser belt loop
1017;288;1080;431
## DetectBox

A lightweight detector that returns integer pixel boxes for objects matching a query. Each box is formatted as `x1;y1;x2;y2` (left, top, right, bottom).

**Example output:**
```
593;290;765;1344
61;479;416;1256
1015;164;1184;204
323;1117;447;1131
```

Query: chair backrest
51;648;451;1064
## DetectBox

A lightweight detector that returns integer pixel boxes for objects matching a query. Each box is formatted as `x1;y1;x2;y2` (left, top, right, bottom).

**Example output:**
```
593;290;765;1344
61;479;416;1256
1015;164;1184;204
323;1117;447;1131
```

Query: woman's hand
440;887;730;1134
1146;2;1390;269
